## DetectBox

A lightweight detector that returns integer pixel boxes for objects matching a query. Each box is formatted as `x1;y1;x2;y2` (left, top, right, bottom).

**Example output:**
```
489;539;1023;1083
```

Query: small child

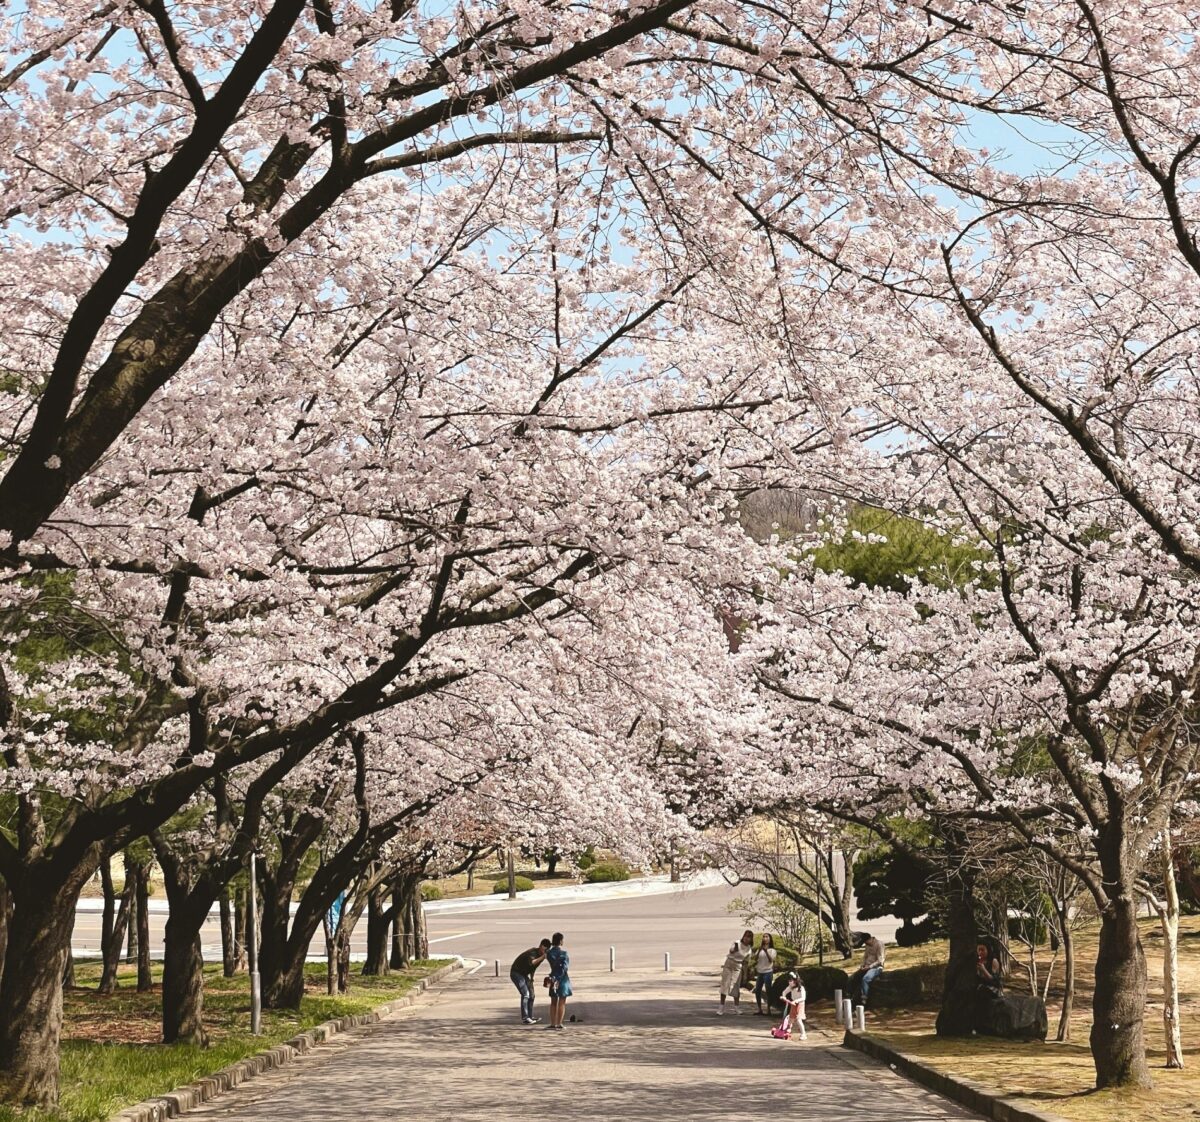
770;972;807;1040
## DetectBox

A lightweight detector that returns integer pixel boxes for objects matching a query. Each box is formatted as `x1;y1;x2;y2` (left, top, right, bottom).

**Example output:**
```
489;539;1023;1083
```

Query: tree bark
935;867;979;1037
1161;833;1184;1069
362;889;390;976
1090;890;1151;1088
390;907;404;970
0;878;86;1107
98;878;133;994
134;863;152;992
161;907;209;1045
100;859;116;964
220;889;237;979
0;879;10;982
233;882;248;974
1056;911;1075;1042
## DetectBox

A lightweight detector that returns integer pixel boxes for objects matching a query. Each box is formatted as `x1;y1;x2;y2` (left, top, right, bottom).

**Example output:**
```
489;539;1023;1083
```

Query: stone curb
109;961;463;1122
842;1029;1071;1122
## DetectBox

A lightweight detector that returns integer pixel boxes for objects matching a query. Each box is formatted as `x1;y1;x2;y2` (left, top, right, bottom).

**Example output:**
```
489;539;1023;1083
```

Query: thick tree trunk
0;879;10;982
389;890;404;969
935;869;978;1037
161;907;210;1045
0;880;84;1107
1090;892;1151;1088
1161;834;1184;1069
220;889;237;979
362;890;390;976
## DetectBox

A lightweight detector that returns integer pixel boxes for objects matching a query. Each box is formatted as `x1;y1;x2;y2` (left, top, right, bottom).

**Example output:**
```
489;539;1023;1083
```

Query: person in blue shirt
545;931;573;1030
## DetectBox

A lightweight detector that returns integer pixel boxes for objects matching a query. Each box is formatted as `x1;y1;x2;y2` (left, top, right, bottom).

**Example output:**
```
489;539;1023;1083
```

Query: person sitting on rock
849;934;886;1007
975;943;1003;997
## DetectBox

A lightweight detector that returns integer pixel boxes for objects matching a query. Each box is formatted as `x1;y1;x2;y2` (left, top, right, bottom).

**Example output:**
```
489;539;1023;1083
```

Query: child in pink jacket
771;972;807;1040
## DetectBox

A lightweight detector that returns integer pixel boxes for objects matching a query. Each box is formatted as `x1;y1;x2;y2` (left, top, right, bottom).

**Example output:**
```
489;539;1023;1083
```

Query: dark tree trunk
0;879;10;982
389;889;404;969
546;851;559;876
99;860;116;963
161;907;209;1045
219;888;236;978
1090;891;1150;1088
125;900;137;965
61;905;77;989
134;864;152;992
98;880;132;994
935;869;979;1037
233;882;248;974
362;889;390;976
0;876;88;1108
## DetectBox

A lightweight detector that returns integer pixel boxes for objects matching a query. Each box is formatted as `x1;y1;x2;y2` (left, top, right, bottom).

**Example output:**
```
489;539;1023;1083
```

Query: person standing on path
718;929;754;1015
510;938;552;1024
546;931;572;1030
753;933;777;1015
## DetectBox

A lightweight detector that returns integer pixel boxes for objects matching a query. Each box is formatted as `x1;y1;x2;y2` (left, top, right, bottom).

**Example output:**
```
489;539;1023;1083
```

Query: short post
855;1005;866;1032
833;988;843;1024
249;852;261;1036
609;945;615;972
664;952;670;972
842;997;852;1029
494;959;500;977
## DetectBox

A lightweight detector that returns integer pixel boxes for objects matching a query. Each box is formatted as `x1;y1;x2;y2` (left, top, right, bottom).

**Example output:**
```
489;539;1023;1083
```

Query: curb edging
842;1029;1071;1122
110;961;463;1122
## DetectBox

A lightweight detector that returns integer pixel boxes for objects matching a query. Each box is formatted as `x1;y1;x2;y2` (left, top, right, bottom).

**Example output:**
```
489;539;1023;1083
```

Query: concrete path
183;968;979;1122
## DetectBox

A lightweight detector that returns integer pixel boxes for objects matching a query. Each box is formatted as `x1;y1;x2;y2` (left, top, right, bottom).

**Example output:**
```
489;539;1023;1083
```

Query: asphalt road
73;881;896;973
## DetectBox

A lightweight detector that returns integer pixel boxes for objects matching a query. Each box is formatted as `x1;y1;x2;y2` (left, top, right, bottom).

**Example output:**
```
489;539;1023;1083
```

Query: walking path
183;968;978;1122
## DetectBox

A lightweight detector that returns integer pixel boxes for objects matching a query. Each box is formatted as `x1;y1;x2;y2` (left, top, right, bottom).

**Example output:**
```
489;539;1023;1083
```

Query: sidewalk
76;869;728;916
424;868;727;914
180;969;978;1122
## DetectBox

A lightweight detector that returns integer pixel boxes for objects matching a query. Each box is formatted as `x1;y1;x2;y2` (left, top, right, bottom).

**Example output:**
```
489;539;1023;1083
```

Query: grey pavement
73;881;901;966
182;968;978;1122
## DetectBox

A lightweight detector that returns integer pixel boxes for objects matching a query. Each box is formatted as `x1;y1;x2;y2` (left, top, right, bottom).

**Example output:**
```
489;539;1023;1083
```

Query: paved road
182;968;977;1122
73;882;898;967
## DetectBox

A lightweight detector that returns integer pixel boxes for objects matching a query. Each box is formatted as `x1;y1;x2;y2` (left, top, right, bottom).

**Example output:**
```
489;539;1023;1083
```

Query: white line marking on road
428;931;483;944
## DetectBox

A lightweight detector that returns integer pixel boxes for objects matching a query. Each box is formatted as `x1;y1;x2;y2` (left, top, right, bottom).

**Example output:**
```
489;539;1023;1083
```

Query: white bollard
833;988;844;1024
855;1005;866;1032
842;998;853;1028
610;945;616;972
664;952;671;972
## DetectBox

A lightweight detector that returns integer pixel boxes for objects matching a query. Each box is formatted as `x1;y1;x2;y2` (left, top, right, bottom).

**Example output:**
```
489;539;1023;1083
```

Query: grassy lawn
847;915;1200;1122
0;959;443;1122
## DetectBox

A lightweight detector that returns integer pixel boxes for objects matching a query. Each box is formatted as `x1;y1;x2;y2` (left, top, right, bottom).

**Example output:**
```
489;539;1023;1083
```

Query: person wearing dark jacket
511;938;552;1024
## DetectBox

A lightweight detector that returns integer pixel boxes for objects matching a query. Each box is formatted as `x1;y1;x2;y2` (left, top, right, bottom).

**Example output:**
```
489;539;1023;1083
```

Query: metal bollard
855;1005;866;1032
843;997;853;1028
833;988;843;1024
495;959;499;977
609;945;616;972
664;952;670;972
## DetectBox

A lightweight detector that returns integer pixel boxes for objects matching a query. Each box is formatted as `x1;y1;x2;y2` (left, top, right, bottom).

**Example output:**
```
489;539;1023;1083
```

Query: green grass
0;959;443;1122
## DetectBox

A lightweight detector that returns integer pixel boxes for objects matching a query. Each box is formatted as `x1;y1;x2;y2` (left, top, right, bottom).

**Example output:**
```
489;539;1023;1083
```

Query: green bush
583;860;631;883
576;847;597;870
419;882;442;901
492;875;535;894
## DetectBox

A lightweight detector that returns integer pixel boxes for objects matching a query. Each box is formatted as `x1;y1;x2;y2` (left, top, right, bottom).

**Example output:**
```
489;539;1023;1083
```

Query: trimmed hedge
583;860;631;883
492;875;535;894
419;882;443;901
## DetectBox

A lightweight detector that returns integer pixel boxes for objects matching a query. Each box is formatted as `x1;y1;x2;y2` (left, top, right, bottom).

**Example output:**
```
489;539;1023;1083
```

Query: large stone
973;992;1048;1041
